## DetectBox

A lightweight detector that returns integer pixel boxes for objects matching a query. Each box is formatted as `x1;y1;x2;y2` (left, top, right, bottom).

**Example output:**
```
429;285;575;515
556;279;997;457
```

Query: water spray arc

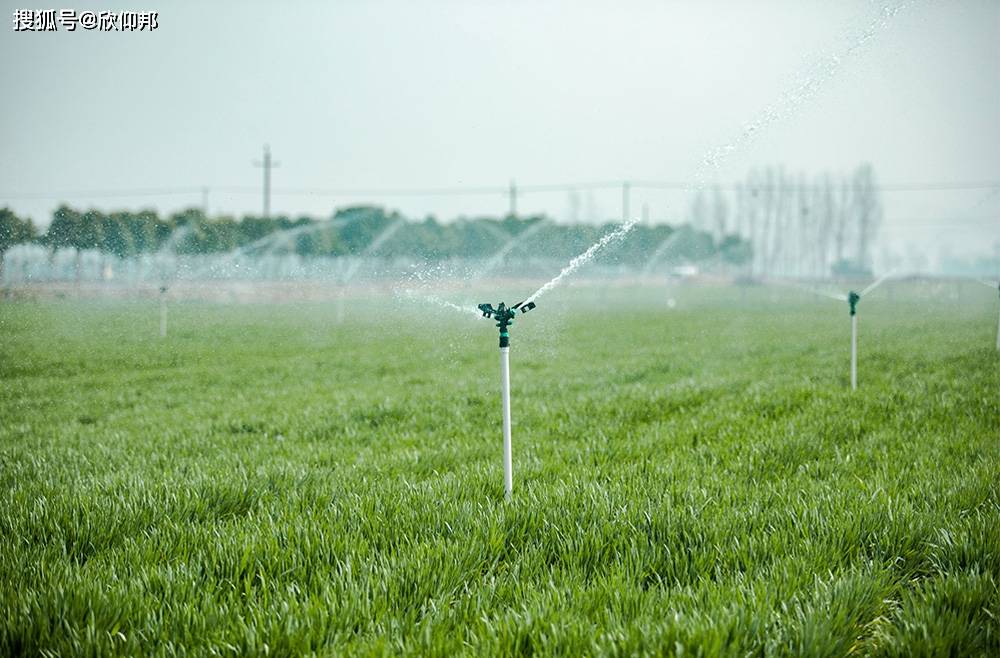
642;229;684;276
180;224;306;282
471;220;548;281
335;219;407;322
477;300;537;499
340;219;406;284
524;219;638;305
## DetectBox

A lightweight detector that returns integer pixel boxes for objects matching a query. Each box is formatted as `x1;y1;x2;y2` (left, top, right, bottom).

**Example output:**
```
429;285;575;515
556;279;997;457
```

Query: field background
1;282;998;656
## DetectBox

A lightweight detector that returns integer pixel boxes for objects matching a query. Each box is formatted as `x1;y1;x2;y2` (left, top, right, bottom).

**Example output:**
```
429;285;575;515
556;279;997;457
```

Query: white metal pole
159;291;167;338
995;303;1000;351
850;314;858;390
500;346;512;499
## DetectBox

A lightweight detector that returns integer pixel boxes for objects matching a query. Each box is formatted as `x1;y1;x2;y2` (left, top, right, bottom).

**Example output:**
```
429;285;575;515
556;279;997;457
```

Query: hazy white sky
1;0;998;262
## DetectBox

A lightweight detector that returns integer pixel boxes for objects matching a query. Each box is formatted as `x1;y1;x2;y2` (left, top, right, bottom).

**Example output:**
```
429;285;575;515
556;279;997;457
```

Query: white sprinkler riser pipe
160;294;167;338
500;346;512;499
850;314;858;390
996;304;1000;352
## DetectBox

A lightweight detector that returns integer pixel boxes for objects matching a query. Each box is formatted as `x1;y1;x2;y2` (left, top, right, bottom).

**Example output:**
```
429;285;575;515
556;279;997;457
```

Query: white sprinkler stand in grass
791;270;895;390
848;292;860;390
159;285;168;338
478;300;537;500
500;344;512;497
847;271;895;389
979;279;1000;351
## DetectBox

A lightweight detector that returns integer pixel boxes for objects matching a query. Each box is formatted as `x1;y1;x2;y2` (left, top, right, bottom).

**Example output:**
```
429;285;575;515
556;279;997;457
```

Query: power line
884;216;999;225
879;182;1000;192
1;180;998;201
218;179;1000;196
215;185;507;197
631;180;1000;193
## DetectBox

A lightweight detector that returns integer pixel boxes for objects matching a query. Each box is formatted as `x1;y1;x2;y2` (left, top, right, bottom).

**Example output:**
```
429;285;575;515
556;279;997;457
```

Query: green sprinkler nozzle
478;301;537;347
848;291;860;316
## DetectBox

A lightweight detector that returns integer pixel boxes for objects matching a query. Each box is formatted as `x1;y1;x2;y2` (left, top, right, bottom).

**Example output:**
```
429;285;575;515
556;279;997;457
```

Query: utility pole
641;202;649;224
508;179;518;218
622;181;631;221
253;144;279;218
201;186;209;216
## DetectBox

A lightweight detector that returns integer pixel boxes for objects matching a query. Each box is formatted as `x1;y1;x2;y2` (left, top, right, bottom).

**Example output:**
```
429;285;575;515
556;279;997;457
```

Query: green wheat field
1;283;998;656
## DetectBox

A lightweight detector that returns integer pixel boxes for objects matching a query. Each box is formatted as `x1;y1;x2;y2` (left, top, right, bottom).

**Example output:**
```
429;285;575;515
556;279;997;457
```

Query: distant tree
45;205;79;252
718;234;752;266
122;210;165;254
814;174;836;278
711;186;728;240
102;213;135;259
833;178;852;269
208;217;241;253
76;210;103;251
689;189;710;234
0;207;36;282
44;206;82;279
20;202;761;276
74;210;105;280
143;211;173;251
499;214;544;237
852;163;882;272
335;206;397;254
831;258;871;278
743;170;762;276
41;206;104;280
171;209;218;254
173;209;246;254
239;215;281;245
732;164;884;280
668;224;715;262
295;227;337;256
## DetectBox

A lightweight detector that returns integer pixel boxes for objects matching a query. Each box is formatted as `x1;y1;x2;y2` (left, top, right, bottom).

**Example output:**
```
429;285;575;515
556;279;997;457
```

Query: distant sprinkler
477;300;537;500
995;280;1000;352
793;271;895;390
977;278;1000;351
158;285;169;338
847;290;861;389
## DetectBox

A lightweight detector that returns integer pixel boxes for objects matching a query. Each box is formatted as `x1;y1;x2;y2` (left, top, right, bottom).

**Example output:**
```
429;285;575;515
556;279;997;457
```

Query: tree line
0;163;885;280
0;204;754;275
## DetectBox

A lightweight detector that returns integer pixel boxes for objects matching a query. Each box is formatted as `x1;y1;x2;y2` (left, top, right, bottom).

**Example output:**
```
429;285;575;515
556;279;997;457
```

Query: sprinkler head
848;291;860;316
478;301;536;347
159;286;168;294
